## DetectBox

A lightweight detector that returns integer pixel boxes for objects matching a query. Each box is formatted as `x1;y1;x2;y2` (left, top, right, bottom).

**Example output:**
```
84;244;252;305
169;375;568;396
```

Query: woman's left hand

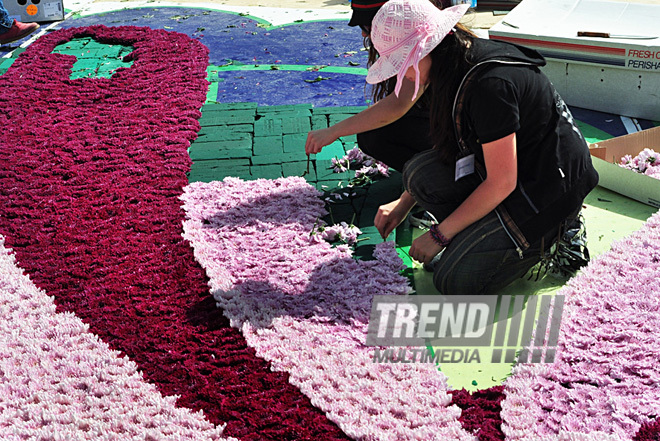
409;231;444;265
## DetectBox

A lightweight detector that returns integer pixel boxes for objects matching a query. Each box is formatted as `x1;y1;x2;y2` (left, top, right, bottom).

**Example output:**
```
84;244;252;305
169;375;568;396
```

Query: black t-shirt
458;39;598;243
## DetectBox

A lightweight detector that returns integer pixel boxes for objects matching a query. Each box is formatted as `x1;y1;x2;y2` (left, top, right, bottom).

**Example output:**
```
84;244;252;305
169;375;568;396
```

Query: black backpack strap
452;59;536;255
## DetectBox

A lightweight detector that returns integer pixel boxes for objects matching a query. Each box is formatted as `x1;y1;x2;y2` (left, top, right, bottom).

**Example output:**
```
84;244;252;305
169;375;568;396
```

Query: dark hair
427;23;476;163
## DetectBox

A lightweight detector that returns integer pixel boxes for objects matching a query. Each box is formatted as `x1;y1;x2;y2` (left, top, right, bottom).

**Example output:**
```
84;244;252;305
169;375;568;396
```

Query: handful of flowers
310;221;362;246
331;147;390;185
619;148;660;179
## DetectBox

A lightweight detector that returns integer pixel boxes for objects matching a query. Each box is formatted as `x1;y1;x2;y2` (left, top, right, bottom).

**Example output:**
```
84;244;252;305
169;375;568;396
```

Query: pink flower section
501;211;660;440
0;237;234;441
181;177;475;441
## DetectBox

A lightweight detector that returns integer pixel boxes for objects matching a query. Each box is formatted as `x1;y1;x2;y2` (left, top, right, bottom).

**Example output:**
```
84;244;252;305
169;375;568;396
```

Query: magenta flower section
0;25;350;440
449;387;506;440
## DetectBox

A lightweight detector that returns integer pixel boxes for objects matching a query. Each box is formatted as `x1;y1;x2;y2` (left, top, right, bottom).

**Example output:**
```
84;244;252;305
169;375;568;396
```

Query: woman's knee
401;150;440;197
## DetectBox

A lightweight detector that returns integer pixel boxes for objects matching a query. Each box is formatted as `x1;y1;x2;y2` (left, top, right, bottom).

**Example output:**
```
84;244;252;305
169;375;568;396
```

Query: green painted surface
315;140;346;161
283;133;308;153
51;37;133;80
253;136;284;156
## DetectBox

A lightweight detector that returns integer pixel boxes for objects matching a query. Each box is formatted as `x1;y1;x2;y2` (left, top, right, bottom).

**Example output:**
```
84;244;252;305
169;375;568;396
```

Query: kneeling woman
368;0;598;295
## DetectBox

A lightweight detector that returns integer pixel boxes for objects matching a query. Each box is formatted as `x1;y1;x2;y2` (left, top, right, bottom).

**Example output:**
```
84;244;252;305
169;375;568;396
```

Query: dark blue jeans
0;1;14;32
402;149;561;295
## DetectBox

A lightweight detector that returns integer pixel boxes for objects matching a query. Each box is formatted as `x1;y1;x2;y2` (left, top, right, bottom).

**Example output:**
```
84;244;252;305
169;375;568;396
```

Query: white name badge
455;154;475;181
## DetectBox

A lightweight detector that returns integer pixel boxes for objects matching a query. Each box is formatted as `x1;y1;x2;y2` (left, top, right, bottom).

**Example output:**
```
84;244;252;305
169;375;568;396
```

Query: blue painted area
1;36;31;57
54;7;658;130
571;106;628;137
215;70;368;106
571;106;657;137
58;8;369;68
58;7;370;106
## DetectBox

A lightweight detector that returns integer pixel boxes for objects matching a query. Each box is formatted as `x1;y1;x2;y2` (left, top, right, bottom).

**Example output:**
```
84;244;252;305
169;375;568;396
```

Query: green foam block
282;161;316;181
312;106;367;115
203;102;258;111
251;151;309;165
315;140;345;161
195;131;252;143
250;164;283;179
311;115;329;130
282;116;311;134
254;117;283;137
282;133;307;153
253;136;284;156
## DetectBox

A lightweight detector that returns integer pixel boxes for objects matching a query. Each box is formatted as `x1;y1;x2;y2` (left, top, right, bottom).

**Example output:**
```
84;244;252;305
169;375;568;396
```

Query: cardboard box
489;0;660;121
4;0;64;23
589;126;660;208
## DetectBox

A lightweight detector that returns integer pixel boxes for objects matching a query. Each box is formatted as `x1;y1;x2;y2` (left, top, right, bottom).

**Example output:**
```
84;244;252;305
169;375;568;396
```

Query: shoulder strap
452;59;536;156
452;59;536;254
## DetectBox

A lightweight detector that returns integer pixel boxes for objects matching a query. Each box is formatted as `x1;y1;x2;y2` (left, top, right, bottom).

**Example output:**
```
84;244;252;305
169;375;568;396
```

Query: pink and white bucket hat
366;0;470;99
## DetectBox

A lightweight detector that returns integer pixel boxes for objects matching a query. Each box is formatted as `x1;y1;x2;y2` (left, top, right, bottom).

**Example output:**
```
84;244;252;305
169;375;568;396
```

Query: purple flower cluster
501;210;660;439
181;176;476;440
620;148;660;179
332;146;390;179
311;221;362;245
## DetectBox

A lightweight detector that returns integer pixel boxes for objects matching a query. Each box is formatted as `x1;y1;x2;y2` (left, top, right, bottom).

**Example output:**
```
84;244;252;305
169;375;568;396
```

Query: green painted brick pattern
253;136;284;156
188;104;374;187
250;164;283;179
254;117;283;137
311;115;329;130
199;109;256;126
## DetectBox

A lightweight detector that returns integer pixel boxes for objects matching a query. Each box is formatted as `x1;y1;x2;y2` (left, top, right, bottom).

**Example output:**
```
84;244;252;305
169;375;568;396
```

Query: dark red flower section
0;25;349;440
449;386;506;440
634;420;660;441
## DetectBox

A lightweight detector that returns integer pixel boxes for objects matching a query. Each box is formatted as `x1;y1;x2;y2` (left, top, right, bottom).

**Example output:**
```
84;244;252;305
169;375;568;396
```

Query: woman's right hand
374;198;412;239
305;127;338;155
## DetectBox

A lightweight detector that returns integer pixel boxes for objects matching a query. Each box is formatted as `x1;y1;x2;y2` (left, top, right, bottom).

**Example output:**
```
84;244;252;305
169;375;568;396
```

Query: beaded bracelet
429;224;451;248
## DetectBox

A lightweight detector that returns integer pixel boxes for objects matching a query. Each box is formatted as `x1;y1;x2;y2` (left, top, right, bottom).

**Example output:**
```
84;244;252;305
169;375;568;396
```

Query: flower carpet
0;5;660;441
0;236;231;440
0;25;351;440
180;177;471;440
